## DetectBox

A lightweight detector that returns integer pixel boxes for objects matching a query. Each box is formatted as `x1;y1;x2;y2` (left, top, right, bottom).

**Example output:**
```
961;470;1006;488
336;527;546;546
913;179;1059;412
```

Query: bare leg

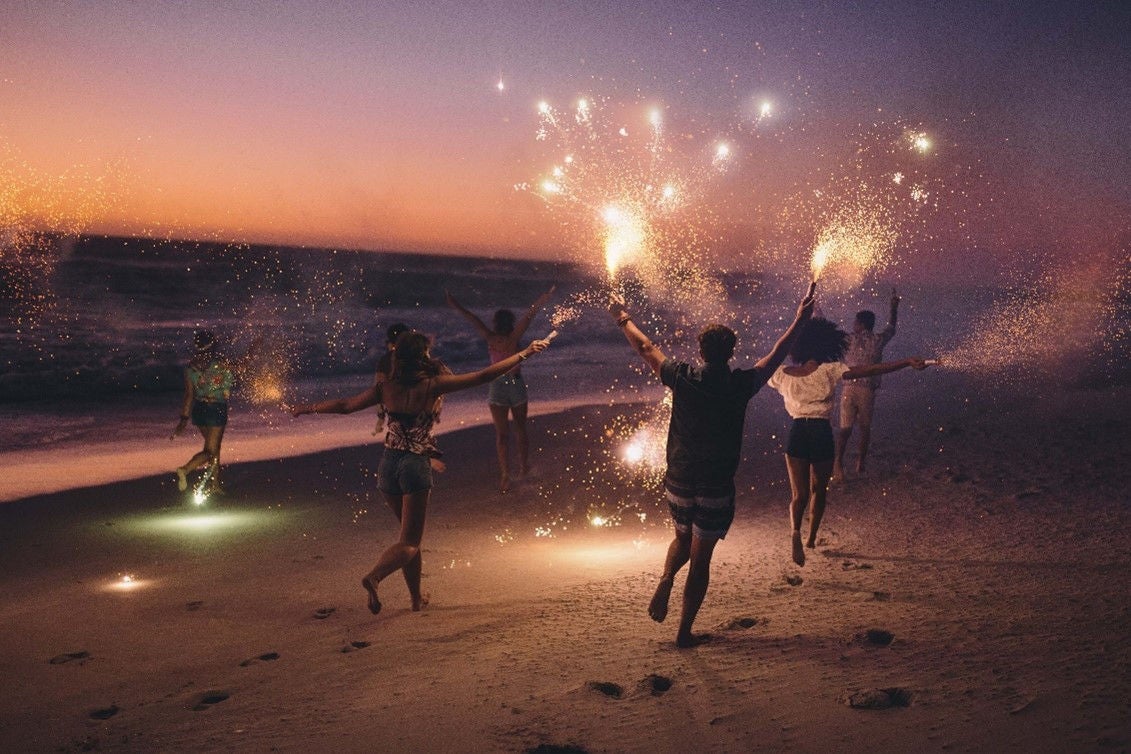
676;534;719;648
488;403;512;492
785;455;811;566
204;425;225;492
649;528;692;623
833;427;852;482
807;459;834;548
856;424;872;474
363;489;429;614
512;401;530;477
381;491;427;610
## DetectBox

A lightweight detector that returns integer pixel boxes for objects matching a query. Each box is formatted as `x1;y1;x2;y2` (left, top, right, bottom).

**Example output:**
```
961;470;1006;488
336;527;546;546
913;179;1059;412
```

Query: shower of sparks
759;101;773;119
911;132;932;153
522;95;735;309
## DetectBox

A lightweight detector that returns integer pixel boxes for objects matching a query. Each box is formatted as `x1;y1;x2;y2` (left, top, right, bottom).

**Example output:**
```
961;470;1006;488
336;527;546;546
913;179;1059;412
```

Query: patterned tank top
187;360;234;402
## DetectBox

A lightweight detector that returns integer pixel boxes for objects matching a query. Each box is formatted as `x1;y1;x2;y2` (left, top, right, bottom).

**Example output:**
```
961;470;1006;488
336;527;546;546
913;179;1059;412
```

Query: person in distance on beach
833;288;901;482
445;285;556;492
767;316;930;567
170;329;252;496
293;330;552;615
609;284;815;648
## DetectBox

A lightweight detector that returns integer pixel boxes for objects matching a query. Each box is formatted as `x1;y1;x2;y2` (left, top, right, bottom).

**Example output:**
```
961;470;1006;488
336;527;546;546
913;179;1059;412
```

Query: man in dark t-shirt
609;285;814;647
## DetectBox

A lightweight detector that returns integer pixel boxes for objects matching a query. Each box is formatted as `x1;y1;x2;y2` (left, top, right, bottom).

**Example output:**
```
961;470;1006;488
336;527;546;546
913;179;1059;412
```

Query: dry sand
1;374;1128;753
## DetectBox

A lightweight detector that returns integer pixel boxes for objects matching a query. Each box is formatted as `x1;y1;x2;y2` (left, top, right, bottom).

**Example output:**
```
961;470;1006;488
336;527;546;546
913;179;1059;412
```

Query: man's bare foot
791;532;806;566
648;578;673;623
676;632;712;649
361;577;381;615
411;592;430;612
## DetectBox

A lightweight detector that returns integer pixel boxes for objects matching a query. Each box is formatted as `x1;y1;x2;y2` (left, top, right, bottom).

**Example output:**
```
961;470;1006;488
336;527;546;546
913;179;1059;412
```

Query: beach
2;371;1128;753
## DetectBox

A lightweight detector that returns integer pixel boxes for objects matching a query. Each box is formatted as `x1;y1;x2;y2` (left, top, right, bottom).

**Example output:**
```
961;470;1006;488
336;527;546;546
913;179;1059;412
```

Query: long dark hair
493;309;516;335
789;318;848;365
391;331;444;385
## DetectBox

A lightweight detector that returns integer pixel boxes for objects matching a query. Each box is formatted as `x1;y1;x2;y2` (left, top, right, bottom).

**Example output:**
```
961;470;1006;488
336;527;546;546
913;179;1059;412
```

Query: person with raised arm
833;288;902;481
292;330;551;615
445;285;556;491
767;316;929;566
608;283;815;648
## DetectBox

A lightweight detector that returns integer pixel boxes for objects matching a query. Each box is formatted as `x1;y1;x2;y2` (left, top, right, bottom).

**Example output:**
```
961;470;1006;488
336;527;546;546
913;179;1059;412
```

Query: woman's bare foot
676;632;712;649
791;532;806;567
411;592;430;612
361;577;381;615
648;578;673;623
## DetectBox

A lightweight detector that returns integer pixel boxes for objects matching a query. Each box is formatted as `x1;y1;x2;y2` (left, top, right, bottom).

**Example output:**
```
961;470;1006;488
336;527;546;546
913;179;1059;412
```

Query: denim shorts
663;477;736;540
487;373;528;407
377;448;433;496
191;400;228;427
786;418;835;462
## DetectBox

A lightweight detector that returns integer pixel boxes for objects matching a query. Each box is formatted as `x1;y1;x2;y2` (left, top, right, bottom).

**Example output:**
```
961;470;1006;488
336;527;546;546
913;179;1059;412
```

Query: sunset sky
2;1;1128;269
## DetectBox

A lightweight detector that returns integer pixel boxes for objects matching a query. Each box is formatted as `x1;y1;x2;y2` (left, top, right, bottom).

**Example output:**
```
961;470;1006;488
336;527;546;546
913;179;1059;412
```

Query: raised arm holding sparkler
606;283;815;648
445;284;557;492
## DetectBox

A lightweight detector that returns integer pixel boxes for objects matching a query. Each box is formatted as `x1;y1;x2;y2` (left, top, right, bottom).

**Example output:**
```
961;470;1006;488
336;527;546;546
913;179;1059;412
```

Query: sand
1;374;1128;753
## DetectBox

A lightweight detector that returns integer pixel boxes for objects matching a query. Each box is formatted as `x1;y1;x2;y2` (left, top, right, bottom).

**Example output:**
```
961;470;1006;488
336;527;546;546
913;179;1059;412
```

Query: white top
768;361;849;419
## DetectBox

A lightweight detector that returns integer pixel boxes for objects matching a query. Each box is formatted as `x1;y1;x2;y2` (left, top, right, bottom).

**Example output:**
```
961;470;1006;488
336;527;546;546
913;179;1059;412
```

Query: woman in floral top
293;329;551;616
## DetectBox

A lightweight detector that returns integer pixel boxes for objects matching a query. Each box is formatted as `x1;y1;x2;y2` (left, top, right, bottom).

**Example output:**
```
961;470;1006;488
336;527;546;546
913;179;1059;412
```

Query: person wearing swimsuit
445;285;555;492
293;330;552;614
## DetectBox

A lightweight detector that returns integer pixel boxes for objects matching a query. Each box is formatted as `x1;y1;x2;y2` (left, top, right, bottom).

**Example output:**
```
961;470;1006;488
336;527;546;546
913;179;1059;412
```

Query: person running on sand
445;285;556;492
767;317;929;567
609;284;815;648
373;322;449;472
292;330;551;615
170;329;254;496
833;289;901;481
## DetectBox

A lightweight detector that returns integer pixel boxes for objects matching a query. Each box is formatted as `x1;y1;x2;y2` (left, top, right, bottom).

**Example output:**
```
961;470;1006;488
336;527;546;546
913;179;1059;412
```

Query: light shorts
377;448;433;496
839;384;876;429
487;373;528;408
191;400;228;427
786;418;835;462
663;477;736;540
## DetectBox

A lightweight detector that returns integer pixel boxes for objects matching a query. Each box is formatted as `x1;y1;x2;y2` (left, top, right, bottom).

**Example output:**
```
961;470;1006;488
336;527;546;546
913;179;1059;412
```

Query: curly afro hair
789;317;848;365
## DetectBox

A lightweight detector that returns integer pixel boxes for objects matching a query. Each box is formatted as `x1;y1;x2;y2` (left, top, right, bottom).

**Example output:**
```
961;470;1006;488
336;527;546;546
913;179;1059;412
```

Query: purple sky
2;1;1127;274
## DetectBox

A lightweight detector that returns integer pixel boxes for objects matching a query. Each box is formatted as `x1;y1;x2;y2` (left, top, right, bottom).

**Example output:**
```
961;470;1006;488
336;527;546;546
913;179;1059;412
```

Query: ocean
2;234;1124;501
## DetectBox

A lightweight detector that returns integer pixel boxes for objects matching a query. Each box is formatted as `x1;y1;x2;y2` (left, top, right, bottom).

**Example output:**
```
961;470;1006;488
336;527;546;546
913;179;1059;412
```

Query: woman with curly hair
767;317;929;566
293;330;551;615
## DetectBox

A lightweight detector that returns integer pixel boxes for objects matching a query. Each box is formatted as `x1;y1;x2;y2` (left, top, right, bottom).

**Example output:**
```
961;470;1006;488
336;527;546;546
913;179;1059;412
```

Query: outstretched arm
753;282;817;373
292;384;381;416
608;293;666;375
432;339;551;395
513;284;557;338
843;356;927;380
445;290;492;338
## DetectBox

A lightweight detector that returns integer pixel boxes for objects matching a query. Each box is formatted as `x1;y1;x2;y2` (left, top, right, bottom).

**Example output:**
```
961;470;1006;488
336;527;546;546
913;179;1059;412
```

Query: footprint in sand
524;745;589;754
842;687;912;709
313;607;336;619
857;628;895;646
872;591;892;601
50;651;91;665
191;690;230;711
239;652;280;667
340;640;371;653
841;561;873;571
785;575;803;587
585;681;624;699
185;600;204;611
640;674;673;696
88;704;119;720
720;616;765;631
